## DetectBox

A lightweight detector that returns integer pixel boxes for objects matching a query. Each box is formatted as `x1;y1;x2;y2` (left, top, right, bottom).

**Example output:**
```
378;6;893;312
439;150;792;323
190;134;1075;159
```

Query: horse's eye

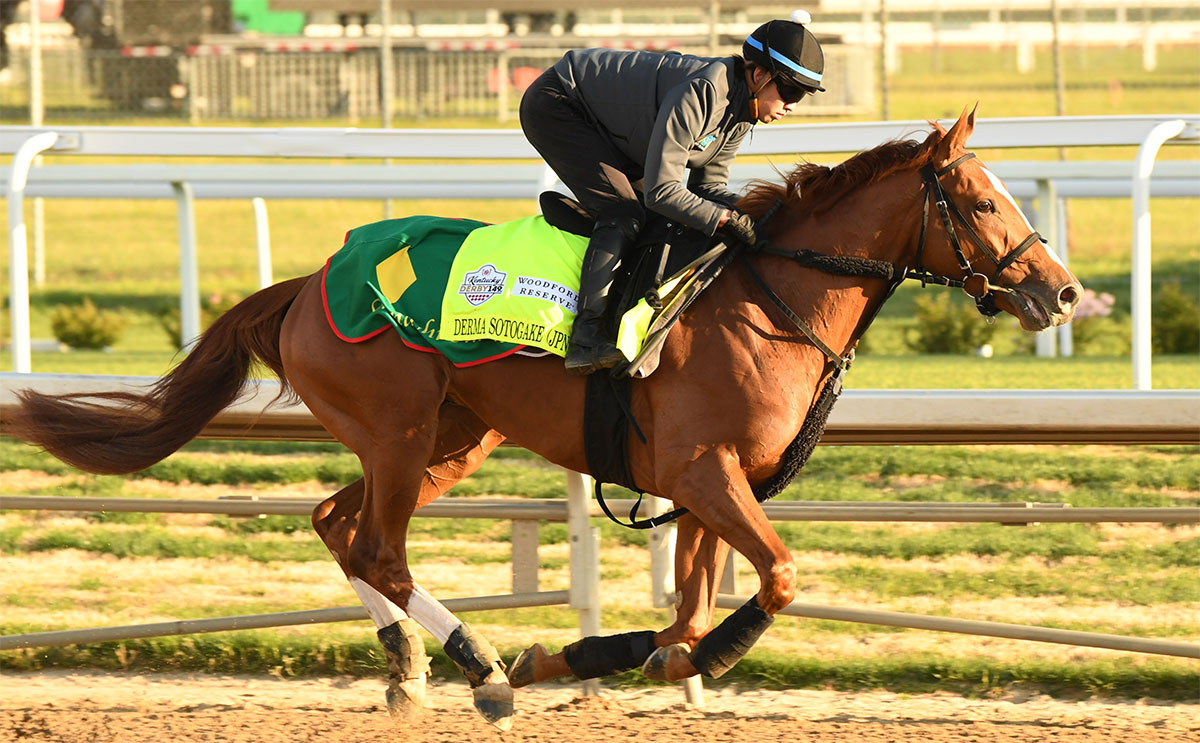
975;200;995;214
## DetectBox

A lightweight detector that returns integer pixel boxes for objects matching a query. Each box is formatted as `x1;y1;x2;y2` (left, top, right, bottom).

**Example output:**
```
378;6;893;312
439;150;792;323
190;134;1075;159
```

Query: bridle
747;150;1046;371
908;152;1045;318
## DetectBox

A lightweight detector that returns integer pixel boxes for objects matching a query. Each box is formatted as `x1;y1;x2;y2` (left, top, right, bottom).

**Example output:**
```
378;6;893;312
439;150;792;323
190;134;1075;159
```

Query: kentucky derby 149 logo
458;263;507;306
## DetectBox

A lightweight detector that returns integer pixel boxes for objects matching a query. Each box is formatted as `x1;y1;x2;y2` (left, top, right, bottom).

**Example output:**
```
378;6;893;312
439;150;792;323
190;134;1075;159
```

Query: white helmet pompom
790;9;812;25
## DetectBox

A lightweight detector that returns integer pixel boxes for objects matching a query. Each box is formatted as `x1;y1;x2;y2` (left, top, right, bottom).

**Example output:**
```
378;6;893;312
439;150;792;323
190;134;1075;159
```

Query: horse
7;108;1081;731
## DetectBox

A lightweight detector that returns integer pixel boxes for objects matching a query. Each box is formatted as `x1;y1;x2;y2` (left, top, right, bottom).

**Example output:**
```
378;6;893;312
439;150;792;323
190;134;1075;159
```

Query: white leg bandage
405;583;463;644
349;577;409;629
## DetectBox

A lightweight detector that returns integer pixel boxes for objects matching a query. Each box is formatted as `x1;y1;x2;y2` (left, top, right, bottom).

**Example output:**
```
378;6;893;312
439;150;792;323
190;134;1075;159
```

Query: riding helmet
743;10;826;93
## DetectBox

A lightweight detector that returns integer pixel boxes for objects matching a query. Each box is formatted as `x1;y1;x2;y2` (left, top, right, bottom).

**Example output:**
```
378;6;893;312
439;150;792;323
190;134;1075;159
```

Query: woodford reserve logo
458;263;507;306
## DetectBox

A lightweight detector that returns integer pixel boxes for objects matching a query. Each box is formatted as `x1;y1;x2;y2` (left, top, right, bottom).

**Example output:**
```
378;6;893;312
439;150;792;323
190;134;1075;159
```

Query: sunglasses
774;78;809;105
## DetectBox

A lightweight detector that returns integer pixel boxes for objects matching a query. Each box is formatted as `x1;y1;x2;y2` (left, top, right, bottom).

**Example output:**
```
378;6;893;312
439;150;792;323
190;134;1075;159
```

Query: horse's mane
739;129;941;220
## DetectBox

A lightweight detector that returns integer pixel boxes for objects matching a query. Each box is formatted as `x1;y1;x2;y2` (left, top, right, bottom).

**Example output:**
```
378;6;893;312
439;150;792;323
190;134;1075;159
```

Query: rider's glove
719;211;760;252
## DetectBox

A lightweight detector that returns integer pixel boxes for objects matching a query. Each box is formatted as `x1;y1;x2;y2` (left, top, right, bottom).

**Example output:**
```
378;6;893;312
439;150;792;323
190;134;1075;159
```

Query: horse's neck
731;170;925;354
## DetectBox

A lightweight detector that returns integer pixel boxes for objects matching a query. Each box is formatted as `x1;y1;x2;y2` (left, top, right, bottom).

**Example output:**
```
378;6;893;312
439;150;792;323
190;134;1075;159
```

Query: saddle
539;191;737;378
541;191;745;498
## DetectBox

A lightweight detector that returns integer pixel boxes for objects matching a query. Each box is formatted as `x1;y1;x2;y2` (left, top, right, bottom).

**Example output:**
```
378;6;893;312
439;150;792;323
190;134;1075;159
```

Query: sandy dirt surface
0;671;1195;743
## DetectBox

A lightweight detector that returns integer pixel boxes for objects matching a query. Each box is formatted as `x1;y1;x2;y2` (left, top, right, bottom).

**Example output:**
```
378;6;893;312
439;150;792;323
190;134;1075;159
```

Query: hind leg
284;283;512;728
640;517;732;681
508;513;728;687
313;403;506;725
312;478;429;721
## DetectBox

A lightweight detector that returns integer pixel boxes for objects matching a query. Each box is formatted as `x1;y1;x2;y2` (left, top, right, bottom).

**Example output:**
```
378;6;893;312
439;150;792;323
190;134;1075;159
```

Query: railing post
7;131;61;373
252;197;273;289
511;519;540;594
1131;119;1188;390
1055;196;1072;357
646;495;675;610
719;549;739;595
171;181;202;351
566;469;601;696
496;50;510;123
1034;178;1058;358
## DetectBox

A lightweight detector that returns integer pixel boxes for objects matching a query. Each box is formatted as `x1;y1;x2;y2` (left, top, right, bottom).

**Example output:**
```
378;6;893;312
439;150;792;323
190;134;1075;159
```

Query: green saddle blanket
322;214;591;366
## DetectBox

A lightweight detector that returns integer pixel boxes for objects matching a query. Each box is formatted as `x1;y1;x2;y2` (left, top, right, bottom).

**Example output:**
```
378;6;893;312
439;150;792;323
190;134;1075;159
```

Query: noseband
908;152;1045;317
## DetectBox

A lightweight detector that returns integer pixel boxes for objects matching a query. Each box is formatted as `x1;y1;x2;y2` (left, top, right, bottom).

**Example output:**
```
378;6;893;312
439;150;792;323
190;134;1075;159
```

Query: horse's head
919;107;1082;330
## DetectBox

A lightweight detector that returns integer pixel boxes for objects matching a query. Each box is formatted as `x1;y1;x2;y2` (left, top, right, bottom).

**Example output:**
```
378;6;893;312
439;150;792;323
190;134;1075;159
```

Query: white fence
4;116;1199;386
1;373;1198;676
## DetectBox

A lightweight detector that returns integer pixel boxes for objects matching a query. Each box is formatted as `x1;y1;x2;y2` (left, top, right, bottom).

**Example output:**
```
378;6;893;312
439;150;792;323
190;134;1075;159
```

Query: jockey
520;11;826;375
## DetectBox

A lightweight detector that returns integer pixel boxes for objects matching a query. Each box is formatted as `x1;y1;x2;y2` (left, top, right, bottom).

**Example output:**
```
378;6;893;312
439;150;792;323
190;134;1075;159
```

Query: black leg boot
564;210;640;376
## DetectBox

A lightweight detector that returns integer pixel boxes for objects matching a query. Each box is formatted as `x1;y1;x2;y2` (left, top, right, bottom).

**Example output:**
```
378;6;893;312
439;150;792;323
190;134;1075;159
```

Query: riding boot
564;207;642;375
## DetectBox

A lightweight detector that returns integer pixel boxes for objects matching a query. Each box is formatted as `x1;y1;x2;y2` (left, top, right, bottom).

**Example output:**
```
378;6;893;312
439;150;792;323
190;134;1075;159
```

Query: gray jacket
552;49;756;235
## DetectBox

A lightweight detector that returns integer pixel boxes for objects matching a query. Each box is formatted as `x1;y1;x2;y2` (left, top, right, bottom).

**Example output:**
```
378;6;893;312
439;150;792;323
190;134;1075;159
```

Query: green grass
8;439;1196;497
827;562;1200;604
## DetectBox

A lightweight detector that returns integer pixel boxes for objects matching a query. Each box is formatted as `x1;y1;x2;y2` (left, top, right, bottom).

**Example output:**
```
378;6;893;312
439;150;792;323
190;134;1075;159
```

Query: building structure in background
0;1;1195;122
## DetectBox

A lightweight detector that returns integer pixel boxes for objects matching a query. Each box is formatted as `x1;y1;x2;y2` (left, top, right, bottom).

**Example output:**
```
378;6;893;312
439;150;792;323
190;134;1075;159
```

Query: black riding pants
519;68;645;221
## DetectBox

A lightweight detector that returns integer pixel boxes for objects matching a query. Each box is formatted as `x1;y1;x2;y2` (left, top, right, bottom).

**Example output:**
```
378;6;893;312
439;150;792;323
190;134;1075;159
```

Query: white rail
4;373;1197;445
5;116;1199;380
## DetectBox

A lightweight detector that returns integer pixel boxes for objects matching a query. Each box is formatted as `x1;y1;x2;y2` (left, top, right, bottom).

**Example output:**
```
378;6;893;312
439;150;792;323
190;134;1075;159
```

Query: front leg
643;446;794;681
509;514;728;688
642;514;732;680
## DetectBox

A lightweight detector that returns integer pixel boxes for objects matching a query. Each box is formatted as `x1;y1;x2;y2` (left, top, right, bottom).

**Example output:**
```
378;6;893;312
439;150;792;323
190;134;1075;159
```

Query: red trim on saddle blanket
321;256;390;344
320;255;529;366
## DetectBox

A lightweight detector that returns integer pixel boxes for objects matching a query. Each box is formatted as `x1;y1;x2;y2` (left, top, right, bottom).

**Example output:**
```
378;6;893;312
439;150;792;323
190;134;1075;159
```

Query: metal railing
2;373;1197;667
5;117;1198;384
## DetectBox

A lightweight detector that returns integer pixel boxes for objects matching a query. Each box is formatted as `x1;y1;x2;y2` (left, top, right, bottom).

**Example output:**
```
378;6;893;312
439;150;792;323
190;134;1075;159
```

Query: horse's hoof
472;669;514;732
508;643;546;689
640;643;689;681
384;676;426;722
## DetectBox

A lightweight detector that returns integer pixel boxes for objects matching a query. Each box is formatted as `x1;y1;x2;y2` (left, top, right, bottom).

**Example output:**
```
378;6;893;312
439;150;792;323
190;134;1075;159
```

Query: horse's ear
933;105;976;163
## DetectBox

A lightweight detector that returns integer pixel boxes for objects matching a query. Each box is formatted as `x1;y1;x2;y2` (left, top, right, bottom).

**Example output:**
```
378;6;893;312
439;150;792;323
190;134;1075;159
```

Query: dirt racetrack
1;670;1195;743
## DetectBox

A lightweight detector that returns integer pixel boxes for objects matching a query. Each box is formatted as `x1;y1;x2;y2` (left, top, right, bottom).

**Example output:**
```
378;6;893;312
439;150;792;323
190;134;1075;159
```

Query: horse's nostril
1059;284;1080;308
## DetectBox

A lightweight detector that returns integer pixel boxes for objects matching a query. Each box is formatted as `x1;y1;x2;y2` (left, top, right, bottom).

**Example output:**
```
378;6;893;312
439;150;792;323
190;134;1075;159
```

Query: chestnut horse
8;109;1080;731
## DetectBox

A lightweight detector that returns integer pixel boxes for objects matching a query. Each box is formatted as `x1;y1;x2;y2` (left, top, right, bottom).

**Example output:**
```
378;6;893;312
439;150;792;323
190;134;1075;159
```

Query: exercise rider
519;10;827;375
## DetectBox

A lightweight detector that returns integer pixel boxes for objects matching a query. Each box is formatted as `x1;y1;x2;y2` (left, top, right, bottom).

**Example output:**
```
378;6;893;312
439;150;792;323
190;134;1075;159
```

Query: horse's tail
6;273;313;475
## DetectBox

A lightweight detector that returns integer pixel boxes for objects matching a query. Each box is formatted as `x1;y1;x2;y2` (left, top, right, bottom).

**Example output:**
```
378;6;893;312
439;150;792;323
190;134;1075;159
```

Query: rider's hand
719;210;759;251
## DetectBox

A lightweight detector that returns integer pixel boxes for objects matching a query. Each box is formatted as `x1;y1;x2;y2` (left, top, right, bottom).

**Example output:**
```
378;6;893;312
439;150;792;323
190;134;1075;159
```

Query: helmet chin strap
749;68;772;119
